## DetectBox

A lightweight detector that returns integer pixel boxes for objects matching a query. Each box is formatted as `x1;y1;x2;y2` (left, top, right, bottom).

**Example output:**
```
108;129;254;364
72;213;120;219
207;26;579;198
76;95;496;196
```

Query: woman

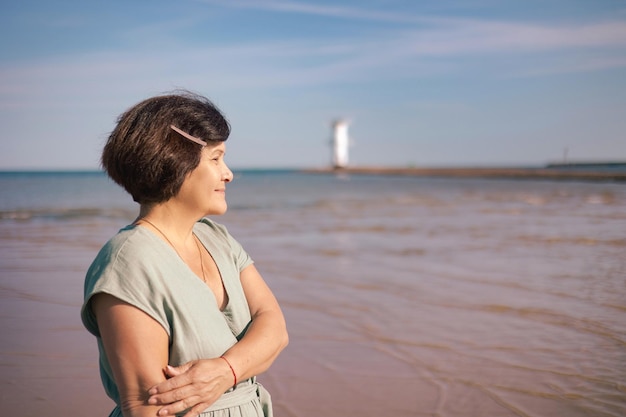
81;92;289;417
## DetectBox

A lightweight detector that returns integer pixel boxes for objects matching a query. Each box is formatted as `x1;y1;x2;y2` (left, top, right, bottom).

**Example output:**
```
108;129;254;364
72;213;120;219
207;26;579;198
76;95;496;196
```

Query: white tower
331;119;350;168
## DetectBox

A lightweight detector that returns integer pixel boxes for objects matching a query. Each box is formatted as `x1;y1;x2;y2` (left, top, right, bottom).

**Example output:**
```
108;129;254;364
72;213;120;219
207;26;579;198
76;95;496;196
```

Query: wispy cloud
399;20;626;58
198;0;436;24
2;1;626;109
194;0;626;76
1;0;625;168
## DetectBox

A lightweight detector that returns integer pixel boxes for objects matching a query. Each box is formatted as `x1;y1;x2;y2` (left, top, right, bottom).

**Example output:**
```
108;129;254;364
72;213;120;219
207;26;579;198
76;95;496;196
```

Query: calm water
0;171;625;416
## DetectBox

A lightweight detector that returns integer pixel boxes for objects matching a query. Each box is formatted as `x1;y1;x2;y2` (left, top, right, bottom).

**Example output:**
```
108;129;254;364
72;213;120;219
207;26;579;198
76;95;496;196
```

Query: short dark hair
102;91;230;204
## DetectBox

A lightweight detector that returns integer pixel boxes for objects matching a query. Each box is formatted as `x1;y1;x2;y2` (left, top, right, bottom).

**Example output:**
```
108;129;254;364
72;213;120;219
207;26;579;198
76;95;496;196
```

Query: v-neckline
135;223;231;312
194;228;231;312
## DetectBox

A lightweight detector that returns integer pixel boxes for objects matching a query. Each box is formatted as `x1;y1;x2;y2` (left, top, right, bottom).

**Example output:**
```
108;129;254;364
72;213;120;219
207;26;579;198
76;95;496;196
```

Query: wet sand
0;219;118;416
1;173;625;416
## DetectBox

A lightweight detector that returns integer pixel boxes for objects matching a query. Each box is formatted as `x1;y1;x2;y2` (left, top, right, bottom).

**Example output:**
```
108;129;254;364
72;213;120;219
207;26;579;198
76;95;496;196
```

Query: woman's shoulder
194;218;253;269
194;217;231;239
98;224;156;258
84;225;176;306
87;225;161;276
82;225;174;338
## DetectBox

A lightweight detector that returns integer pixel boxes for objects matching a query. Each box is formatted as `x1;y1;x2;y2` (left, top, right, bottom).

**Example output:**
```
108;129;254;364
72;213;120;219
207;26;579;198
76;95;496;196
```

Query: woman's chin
206;205;228;216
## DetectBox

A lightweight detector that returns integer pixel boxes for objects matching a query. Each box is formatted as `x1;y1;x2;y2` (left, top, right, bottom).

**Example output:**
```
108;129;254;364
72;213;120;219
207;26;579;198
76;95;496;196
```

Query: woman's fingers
147;358;229;414
149;383;194;406
149;362;196;396
152;395;202;416
164;363;186;377
154;391;221;417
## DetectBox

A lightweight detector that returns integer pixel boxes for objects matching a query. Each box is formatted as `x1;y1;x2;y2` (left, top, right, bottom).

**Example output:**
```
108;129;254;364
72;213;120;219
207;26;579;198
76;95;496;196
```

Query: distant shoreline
2;163;625;182
302;165;626;182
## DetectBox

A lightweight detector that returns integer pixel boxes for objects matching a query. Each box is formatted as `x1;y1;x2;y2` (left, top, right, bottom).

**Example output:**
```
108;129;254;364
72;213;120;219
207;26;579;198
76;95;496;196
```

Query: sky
1;0;626;170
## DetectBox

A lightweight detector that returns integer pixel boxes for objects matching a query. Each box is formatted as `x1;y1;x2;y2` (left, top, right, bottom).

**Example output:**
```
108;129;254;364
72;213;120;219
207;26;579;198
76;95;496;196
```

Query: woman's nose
223;165;233;182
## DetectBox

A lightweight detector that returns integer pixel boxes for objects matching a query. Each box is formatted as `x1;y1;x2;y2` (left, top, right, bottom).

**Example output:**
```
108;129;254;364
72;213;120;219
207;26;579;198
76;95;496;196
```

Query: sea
0;170;625;417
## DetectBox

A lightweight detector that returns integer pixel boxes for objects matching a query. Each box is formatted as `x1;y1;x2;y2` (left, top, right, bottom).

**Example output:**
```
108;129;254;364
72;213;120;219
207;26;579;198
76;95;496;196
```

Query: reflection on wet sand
1;174;625;416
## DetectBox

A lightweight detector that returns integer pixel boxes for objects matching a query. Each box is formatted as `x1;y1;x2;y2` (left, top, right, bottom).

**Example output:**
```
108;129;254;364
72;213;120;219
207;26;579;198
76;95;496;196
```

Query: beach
1;170;625;416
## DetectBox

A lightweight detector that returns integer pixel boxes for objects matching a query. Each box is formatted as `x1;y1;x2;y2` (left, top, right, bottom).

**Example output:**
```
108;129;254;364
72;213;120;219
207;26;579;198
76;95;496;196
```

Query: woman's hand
147;358;234;417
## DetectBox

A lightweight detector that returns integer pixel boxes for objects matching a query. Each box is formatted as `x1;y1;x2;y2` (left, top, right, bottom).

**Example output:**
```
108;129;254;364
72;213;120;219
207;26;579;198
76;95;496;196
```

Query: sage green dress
81;218;272;417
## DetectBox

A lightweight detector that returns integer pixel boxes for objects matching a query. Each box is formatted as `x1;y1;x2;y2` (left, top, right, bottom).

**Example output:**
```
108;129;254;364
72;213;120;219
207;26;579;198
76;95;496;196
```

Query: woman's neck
136;203;199;246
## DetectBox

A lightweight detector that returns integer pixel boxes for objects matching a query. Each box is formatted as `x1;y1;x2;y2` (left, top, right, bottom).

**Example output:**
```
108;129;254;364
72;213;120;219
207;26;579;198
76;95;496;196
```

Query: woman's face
176;142;233;216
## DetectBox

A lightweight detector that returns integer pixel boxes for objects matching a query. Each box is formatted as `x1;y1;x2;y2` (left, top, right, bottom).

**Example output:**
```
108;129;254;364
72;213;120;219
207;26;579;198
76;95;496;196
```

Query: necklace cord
138;218;207;282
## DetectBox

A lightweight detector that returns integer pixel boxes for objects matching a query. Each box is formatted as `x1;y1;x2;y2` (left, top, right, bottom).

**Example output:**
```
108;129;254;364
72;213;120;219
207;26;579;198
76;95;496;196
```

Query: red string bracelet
220;356;237;386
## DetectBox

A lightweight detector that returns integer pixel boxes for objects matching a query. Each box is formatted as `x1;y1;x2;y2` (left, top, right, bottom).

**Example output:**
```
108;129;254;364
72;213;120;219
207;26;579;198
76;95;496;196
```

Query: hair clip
170;125;207;147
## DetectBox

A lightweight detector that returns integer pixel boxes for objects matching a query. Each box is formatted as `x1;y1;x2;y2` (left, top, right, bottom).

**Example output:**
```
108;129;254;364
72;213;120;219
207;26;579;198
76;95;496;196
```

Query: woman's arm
220;264;289;379
148;264;289;416
92;293;170;417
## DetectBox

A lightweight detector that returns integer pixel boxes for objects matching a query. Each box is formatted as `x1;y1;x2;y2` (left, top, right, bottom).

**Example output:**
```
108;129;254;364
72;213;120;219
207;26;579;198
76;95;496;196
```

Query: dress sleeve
198;218;254;272
226;228;254;272
80;234;172;339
